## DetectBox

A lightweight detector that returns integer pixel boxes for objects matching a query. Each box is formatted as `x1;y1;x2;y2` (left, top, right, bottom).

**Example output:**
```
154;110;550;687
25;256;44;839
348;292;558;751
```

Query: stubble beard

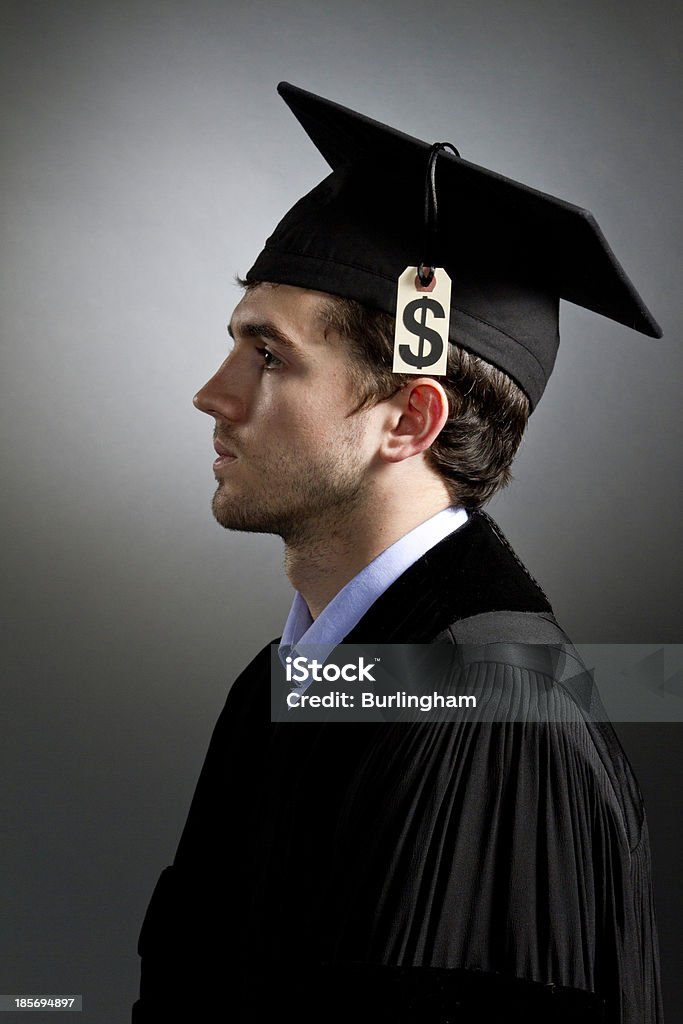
210;440;369;546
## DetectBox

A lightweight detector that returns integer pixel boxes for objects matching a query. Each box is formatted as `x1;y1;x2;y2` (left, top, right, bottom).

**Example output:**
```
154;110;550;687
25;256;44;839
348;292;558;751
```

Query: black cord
418;142;460;287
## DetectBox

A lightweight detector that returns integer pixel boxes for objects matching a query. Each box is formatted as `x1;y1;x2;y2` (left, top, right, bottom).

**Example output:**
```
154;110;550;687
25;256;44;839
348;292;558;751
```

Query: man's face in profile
193;283;381;542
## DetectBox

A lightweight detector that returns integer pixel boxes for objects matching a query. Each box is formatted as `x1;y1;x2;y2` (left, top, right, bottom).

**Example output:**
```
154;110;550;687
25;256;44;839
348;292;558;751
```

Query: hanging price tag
393;266;451;376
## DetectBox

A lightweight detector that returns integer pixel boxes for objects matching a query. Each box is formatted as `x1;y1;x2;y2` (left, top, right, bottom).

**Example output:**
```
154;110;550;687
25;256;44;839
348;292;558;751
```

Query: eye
256;346;284;371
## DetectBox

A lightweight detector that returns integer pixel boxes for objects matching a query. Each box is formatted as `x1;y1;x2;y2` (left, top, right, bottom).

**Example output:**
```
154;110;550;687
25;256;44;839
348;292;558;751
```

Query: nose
193;358;246;422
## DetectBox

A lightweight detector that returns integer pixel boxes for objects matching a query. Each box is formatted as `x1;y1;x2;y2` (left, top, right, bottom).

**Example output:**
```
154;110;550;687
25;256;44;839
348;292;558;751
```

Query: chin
211;489;283;537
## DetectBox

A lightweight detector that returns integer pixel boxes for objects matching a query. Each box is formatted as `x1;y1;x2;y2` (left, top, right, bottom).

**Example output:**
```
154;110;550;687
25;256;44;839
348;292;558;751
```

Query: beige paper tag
393;266;451;376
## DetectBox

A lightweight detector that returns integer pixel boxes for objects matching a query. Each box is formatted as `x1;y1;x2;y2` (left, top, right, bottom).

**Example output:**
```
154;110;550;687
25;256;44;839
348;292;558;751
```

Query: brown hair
239;280;530;509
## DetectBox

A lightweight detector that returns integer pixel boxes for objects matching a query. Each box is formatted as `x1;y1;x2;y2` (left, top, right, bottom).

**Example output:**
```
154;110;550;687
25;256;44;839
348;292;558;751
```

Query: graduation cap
246;82;661;410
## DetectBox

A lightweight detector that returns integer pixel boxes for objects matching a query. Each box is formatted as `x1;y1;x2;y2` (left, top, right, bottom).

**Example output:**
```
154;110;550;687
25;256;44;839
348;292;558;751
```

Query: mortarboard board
246;82;661;410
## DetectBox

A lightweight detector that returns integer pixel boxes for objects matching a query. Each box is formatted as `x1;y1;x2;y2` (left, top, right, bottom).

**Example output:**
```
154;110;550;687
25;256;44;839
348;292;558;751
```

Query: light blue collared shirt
279;507;468;677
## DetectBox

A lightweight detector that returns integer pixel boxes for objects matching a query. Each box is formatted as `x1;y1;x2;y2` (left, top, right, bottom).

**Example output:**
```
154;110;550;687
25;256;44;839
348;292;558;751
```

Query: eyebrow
227;319;299;351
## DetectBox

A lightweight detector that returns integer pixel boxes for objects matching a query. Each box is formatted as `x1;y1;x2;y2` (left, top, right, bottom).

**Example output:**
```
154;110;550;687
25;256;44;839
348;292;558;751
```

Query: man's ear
379;378;449;464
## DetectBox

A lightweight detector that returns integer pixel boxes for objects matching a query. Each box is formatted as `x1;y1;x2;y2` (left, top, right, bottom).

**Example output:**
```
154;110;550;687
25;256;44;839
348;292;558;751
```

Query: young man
134;84;663;1023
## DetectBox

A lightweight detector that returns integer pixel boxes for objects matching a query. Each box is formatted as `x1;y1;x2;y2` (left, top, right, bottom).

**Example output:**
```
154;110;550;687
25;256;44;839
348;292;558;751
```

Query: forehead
229;283;335;349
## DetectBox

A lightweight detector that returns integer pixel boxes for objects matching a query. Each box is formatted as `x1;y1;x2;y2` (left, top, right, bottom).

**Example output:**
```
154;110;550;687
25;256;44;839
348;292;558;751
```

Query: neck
283;481;453;619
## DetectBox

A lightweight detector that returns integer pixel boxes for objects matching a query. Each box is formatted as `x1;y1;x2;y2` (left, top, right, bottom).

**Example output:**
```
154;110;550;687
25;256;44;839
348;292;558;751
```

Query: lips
213;436;238;471
213;438;237;458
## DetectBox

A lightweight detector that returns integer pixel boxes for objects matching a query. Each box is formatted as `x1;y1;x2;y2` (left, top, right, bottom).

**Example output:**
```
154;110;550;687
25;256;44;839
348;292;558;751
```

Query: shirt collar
279;506;467;663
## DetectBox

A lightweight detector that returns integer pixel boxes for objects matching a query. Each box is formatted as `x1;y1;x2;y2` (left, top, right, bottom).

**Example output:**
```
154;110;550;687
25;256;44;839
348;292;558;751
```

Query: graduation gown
134;511;662;1023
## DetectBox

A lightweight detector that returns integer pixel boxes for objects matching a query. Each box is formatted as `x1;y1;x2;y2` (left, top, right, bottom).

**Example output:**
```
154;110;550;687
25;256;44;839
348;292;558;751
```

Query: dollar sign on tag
393;267;451;376
400;297;445;369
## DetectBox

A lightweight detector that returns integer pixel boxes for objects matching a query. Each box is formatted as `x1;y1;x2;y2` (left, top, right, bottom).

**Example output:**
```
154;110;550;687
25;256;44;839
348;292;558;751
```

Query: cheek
278;401;336;442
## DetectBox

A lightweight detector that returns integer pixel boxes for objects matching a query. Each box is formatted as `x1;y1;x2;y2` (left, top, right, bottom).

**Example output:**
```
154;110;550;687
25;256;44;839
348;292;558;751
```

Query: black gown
134;512;662;1023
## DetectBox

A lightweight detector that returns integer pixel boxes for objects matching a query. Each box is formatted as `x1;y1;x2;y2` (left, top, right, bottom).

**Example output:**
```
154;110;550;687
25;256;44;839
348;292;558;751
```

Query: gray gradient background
1;1;681;1021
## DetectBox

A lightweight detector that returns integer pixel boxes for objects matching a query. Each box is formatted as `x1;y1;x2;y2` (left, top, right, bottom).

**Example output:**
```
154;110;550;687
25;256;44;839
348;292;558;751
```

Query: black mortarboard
246;82;661;410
